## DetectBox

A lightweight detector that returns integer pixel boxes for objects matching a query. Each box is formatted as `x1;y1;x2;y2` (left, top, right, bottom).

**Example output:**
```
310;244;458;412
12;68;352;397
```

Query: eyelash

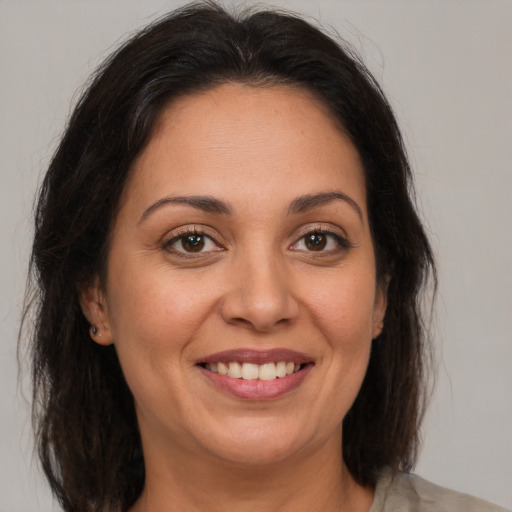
290;227;351;253
162;225;351;257
162;227;223;258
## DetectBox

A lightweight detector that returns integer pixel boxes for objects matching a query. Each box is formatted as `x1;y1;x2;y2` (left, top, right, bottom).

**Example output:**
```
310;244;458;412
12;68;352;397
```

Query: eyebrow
139;190;362;224
139;195;232;223
288;191;363;220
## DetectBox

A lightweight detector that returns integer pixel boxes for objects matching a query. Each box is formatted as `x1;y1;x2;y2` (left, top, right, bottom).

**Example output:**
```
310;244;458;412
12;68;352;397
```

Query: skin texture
81;83;387;512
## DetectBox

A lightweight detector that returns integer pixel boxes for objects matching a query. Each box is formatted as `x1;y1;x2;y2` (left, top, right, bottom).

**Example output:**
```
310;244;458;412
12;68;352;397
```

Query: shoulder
369;467;510;512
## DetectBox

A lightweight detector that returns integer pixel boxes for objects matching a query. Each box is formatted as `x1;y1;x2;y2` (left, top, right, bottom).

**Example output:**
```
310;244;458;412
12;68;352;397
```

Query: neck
130;432;373;512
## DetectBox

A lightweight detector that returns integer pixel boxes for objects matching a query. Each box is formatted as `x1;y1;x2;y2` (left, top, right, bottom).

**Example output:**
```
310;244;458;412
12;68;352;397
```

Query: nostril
220;293;299;333
225;316;256;328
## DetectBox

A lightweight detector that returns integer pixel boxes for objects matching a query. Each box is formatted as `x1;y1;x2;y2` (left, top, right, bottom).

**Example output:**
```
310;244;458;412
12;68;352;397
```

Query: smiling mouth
199;361;309;381
197;349;314;399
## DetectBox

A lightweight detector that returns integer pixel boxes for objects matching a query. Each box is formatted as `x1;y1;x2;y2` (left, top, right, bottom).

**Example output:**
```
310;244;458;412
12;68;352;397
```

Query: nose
220;252;299;333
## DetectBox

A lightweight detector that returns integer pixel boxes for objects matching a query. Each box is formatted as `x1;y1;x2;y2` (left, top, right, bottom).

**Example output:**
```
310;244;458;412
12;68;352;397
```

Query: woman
24;2;508;512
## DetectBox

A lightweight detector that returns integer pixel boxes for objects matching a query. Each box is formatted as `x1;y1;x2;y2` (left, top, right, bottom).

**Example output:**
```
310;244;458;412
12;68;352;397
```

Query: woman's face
84;83;386;467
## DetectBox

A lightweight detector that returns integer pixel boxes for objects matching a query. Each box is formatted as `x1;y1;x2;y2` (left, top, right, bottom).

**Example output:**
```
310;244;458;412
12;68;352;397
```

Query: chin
196;417;319;467
212;439;304;467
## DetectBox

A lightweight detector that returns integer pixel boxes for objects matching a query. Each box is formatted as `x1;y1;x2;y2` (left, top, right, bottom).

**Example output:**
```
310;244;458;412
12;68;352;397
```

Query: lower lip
198;364;313;400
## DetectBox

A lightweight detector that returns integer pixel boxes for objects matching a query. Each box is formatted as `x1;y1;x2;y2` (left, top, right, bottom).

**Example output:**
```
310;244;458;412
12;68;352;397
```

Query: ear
372;279;388;339
78;278;113;346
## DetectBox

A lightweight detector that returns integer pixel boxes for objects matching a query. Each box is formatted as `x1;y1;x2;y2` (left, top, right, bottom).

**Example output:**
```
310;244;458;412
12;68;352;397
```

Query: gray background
1;1;511;511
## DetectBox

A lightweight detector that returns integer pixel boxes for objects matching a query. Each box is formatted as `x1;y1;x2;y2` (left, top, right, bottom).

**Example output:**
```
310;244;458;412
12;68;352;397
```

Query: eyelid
162;225;225;254
289;224;352;252
292;223;349;242
160;222;351;257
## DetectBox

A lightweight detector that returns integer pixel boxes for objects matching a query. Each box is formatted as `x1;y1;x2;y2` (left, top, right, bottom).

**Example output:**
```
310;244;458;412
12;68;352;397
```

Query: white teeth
206;360;304;380
227;361;242;378
259;362;277;381
276;361;287;378
241;363;259;380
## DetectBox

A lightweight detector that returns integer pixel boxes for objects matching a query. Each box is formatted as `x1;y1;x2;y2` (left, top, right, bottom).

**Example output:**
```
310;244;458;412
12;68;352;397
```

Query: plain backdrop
1;1;511;511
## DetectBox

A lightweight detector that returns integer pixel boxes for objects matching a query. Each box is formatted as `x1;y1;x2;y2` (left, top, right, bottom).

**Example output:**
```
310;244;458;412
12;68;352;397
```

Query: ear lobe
78;279;113;346
372;281;388;339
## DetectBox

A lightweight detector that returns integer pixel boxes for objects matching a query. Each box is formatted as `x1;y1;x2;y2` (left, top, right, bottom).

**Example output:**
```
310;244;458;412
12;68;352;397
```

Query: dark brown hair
24;2;435;511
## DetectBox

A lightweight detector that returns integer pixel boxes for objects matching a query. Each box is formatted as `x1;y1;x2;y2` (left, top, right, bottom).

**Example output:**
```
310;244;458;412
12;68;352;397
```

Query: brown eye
305;232;327;251
181;234;205;252
164;230;223;256
289;229;350;254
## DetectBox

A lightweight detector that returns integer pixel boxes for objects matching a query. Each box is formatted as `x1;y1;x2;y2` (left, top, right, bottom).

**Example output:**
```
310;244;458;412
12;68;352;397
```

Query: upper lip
198;348;313;365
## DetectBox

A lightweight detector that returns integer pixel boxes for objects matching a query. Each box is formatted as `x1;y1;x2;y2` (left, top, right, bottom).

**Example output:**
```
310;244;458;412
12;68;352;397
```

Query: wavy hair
23;2;436;511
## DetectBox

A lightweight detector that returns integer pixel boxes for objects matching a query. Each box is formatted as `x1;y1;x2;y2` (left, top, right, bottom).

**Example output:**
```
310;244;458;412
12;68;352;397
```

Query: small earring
90;325;98;336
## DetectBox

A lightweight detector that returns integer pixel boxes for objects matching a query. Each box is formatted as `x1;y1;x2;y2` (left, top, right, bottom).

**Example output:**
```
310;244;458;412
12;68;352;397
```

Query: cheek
105;261;219;394
104;270;224;440
307;263;378;345
303;264;377;413
108;258;215;340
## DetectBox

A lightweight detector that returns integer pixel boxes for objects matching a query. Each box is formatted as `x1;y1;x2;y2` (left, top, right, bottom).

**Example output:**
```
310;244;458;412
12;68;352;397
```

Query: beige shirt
369;468;510;512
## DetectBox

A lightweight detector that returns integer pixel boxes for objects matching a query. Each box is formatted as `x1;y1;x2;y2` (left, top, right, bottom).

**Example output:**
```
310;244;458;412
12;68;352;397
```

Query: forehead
123;83;367;218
